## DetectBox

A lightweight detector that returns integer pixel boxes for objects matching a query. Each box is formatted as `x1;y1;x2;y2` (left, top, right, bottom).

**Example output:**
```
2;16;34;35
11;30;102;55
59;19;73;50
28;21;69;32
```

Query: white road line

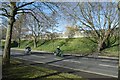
49;64;118;78
101;59;111;62
30;55;46;58
99;64;118;68
15;57;117;78
63;60;81;64
101;59;118;63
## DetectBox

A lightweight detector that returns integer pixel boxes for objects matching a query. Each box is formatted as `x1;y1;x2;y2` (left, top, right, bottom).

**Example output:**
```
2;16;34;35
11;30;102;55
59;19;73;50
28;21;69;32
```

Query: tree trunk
3;2;16;65
33;37;37;48
97;41;106;52
18;37;21;48
3;18;15;65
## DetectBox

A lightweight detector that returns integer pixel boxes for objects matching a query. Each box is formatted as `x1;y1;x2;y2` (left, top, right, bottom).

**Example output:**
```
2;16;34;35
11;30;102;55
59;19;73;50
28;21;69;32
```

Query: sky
40;3;68;33
55;19;72;33
1;0;119;2
0;1;118;33
35;1;117;34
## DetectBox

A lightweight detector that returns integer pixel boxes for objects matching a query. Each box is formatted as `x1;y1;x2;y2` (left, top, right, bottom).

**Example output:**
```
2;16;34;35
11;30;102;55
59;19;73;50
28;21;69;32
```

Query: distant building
57;30;87;38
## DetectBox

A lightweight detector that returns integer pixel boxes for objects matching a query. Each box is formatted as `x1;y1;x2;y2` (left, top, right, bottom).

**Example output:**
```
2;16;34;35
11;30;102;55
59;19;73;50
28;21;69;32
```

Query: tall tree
26;15;40;48
0;2;59;64
0;2;34;65
60;2;119;52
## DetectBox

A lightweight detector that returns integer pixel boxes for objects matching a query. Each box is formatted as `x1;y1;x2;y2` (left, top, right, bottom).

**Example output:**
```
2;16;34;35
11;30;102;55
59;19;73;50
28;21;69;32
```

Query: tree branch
0;13;9;17
17;11;40;23
0;8;10;17
17;2;34;9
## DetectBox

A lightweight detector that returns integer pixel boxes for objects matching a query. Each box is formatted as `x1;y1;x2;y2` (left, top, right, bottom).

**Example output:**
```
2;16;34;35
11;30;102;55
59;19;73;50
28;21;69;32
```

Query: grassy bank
3;58;84;80
1;38;97;54
1;38;119;57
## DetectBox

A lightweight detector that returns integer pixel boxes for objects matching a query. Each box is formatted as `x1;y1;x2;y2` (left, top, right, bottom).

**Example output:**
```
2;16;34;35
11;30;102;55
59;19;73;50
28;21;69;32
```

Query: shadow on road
44;55;76;64
29;62;117;80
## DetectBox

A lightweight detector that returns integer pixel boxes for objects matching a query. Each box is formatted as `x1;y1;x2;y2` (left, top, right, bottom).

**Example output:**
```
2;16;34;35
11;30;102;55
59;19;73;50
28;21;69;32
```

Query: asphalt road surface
0;49;2;80
9;50;118;79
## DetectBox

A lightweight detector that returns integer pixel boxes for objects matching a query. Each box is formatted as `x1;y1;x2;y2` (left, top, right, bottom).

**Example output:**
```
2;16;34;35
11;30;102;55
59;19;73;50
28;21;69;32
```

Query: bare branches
60;2;118;51
0;8;10;17
17;2;34;9
43;2;58;14
0;8;9;15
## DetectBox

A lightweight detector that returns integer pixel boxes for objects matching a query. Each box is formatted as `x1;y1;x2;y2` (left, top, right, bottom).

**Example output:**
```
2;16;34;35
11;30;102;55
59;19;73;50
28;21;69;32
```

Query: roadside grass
3;58;84;80
101;46;119;57
47;73;82;78
1;38;119;57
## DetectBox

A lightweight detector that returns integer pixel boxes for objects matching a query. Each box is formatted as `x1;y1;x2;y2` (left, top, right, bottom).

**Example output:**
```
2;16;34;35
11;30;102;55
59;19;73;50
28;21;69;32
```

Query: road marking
63;60;81;64
101;59;111;62
30;55;46;58
101;59;118;63
49;64;118;78
99;64;118;68
15;57;117;78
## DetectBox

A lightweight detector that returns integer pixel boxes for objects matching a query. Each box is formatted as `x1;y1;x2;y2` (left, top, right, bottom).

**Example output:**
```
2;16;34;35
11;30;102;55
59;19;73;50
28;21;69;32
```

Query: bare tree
12;14;26;47
25;15;40;48
0;2;36;65
65;25;79;38
60;2;119;52
0;27;6;40
24;6;58;48
0;14;8;40
0;2;59;64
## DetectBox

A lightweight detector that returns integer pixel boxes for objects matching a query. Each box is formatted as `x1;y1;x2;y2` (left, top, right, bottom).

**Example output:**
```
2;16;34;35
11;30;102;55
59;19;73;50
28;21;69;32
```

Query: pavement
9;49;118;79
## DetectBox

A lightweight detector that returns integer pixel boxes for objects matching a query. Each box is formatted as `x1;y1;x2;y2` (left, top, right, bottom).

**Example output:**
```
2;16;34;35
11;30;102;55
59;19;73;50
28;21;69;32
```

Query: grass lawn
1;38;119;57
2;58;85;80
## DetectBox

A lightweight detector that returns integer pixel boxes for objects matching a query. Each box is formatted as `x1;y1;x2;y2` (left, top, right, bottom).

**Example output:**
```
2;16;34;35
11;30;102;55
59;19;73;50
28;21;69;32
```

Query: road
0;49;2;80
9;50;118;79
1;49;118;79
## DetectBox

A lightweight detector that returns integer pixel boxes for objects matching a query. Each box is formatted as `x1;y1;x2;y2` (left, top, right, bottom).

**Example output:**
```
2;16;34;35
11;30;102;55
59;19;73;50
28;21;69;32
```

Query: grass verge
2;58;85;80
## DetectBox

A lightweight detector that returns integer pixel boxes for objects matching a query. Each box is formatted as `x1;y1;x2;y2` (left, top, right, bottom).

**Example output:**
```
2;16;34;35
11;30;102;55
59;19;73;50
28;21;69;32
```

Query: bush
1;40;19;48
11;41;18;47
1;40;5;49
